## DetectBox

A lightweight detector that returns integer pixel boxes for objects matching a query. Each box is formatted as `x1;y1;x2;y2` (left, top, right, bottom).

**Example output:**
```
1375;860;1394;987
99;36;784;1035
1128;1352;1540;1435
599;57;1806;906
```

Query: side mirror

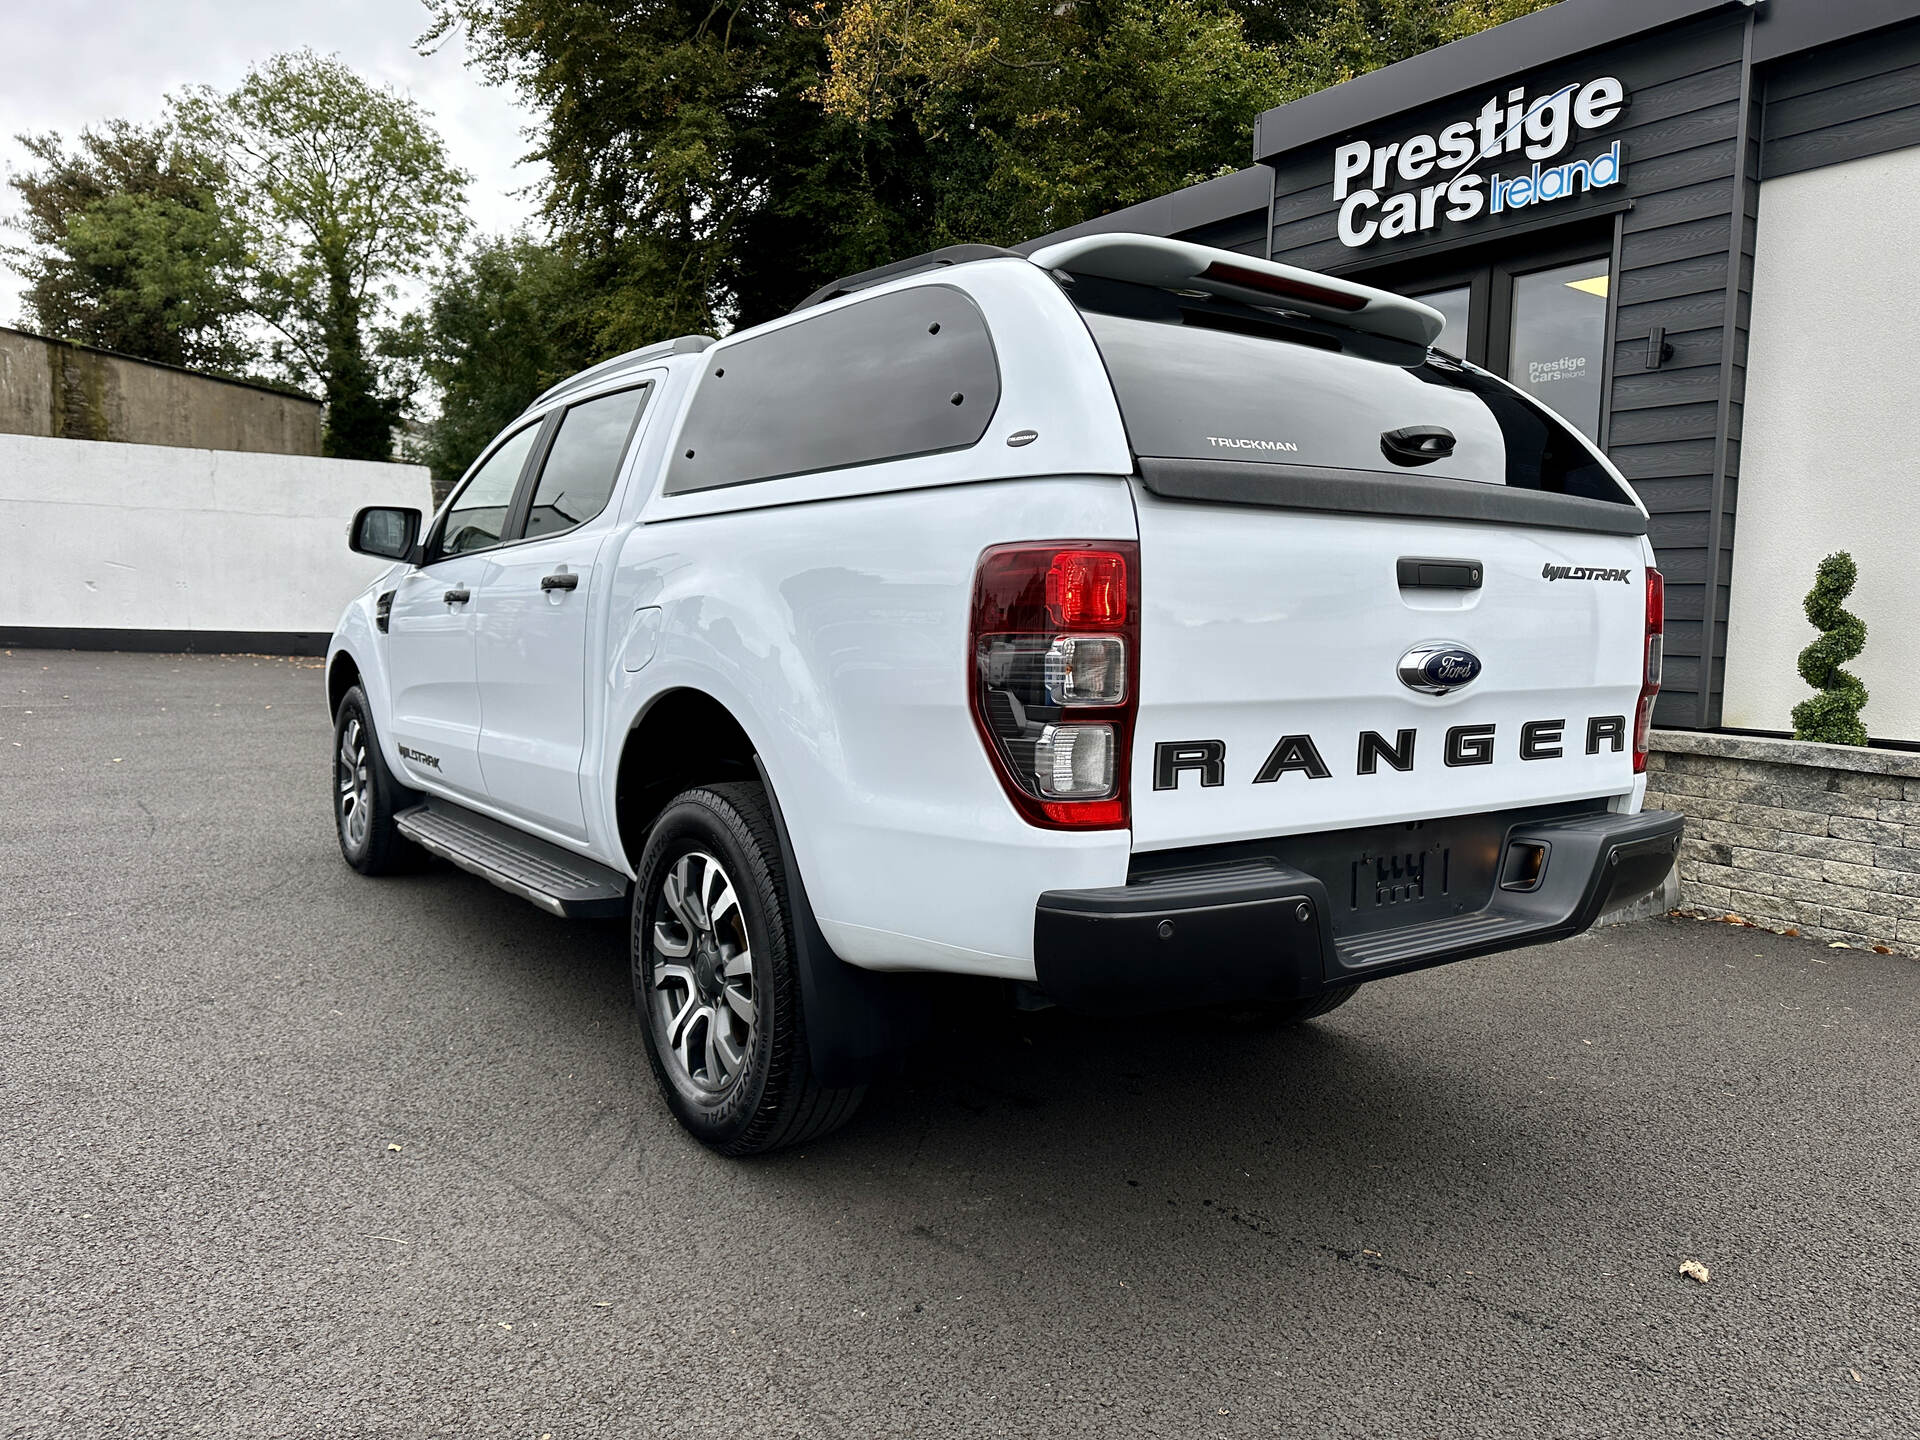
348;506;421;561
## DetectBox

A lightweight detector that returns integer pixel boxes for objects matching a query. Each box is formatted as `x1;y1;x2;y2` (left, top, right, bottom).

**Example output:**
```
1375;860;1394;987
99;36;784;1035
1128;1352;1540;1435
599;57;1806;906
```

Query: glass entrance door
1378;235;1614;444
1507;258;1609;440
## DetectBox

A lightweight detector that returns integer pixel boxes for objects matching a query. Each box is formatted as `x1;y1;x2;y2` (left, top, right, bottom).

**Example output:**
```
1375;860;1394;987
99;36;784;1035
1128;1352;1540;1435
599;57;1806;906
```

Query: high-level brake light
970;543;1138;829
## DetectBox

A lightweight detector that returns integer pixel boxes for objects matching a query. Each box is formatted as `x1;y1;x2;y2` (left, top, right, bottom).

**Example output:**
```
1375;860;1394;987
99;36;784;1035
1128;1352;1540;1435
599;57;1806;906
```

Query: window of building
1364;236;1613;444
523;385;650;540
1411;283;1472;358
1508;259;1609;441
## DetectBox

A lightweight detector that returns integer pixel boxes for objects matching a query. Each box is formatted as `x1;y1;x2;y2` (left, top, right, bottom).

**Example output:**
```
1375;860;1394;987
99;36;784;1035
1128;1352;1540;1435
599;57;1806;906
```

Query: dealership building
1027;0;1920;948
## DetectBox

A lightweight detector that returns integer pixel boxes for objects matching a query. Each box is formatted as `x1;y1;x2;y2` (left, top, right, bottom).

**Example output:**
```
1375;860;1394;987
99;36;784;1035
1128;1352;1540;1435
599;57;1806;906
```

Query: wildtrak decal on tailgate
1542;563;1632;583
1152;716;1628;790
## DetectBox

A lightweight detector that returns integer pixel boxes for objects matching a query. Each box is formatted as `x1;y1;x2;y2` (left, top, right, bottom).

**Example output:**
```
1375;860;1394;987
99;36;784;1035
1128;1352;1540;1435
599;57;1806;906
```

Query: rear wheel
332;685;416;876
632;782;864;1155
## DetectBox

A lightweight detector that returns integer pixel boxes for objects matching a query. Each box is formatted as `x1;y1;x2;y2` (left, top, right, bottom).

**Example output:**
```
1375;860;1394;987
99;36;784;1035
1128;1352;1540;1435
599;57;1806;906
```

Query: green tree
818;0;1290;242
1791;552;1870;746
424;0;932;346
430;0;1553;346
176;50;471;460
4;119;250;370
1236;0;1557;93
414;233;597;498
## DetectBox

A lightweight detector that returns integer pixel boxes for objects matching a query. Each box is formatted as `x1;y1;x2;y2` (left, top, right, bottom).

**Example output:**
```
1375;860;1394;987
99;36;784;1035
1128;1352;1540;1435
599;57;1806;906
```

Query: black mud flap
754;759;932;1086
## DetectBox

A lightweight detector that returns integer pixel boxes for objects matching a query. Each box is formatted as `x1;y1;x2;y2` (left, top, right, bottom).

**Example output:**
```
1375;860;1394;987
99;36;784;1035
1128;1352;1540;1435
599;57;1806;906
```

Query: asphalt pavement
3;649;1917;1440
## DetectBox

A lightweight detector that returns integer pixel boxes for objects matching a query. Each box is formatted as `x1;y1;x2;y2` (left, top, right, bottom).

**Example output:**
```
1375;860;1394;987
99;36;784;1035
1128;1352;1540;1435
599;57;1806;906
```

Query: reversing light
970;542;1139;830
1044;635;1126;707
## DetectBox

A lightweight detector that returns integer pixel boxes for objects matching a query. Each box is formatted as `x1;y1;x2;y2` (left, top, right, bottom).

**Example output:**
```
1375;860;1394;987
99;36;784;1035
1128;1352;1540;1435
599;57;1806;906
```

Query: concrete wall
0;328;323;456
0;434;429;641
1723;148;1920;744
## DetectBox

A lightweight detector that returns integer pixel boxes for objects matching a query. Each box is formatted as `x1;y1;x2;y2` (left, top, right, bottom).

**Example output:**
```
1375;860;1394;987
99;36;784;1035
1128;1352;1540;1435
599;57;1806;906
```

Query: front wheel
632;782;864;1155
332;685;416;876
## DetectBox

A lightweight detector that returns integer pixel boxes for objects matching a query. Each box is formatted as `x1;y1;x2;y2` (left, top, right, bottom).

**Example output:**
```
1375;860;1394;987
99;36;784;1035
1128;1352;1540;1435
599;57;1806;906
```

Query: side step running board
395;800;630;919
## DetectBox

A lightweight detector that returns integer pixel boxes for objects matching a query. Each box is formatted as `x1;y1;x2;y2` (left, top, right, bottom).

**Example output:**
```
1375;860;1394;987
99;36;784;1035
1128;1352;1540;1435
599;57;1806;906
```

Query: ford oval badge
1399;643;1482;696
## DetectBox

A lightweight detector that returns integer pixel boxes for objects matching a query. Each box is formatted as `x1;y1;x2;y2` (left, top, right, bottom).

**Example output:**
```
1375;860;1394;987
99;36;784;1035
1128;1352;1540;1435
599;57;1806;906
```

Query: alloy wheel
648;850;758;1094
337;716;372;852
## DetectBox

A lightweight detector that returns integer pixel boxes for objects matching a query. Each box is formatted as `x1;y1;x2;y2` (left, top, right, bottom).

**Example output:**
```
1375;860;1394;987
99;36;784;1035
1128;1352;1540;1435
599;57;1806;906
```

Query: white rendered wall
0;434;430;636
1723;148;1920;744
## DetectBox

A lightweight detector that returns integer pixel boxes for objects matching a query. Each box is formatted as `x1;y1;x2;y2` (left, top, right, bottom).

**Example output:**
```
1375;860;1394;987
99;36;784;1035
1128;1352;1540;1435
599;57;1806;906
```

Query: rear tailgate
1128;492;1646;850
1043;252;1654;853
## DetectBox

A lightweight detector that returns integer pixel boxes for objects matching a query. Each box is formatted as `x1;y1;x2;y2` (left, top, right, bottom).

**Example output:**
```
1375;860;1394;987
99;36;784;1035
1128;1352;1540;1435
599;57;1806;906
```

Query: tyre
632;782;865;1155
332;685;417;876
1214;985;1358;1029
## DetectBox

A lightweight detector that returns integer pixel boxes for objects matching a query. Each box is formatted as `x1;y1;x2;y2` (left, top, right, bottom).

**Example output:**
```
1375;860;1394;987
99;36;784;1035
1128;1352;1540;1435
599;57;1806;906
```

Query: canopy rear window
1062;274;1632;507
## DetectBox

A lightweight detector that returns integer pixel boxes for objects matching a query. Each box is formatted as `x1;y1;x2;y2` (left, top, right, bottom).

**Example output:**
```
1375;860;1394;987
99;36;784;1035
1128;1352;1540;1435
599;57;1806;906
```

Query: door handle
541;572;580;592
1396;556;1482;590
1381;425;1456;466
443;587;471;604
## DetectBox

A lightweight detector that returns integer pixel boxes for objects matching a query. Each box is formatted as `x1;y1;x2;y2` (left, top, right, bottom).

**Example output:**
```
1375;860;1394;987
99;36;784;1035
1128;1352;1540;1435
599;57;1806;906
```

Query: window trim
423;380;654;564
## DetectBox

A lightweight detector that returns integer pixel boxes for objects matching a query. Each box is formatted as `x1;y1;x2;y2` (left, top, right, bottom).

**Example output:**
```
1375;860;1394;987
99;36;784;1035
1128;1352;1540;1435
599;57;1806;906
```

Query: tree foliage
176;51;471;460
414;234;595;497
1245;0;1557;94
4;120;250;371
426;0;1555;359
1792;551;1870;746
424;0;936;348
818;0;1290;242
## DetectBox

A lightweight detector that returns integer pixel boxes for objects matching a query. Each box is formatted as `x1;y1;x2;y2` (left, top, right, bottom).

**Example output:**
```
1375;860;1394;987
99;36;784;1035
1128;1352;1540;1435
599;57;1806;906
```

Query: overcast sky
0;0;545;327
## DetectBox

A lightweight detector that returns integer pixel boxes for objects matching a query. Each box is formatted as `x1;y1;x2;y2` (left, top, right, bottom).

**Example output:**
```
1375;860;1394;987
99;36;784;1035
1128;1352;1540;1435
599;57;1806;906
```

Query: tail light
1633;567;1665;773
970;542;1139;829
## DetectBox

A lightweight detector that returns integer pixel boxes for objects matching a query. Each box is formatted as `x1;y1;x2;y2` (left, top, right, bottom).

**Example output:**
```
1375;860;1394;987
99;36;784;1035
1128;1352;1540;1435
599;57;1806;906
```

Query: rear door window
522;385;650;540
1066;274;1629;505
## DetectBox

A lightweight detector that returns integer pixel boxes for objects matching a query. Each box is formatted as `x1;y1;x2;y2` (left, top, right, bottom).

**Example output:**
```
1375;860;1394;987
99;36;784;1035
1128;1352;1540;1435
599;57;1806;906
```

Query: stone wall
1647;730;1920;954
0;327;321;456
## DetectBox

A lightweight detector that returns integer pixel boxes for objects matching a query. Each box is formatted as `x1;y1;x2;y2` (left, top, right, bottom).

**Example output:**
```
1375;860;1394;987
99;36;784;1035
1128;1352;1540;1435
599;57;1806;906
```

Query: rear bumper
1033;808;1683;1013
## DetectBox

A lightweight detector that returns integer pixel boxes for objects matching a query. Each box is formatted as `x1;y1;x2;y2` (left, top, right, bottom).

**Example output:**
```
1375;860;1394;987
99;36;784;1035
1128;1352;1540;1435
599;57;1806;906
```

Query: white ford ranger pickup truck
327;233;1682;1154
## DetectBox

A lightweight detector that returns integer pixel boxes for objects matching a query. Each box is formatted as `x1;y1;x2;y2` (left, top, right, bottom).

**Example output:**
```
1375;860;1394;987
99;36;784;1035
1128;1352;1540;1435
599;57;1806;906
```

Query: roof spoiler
1025;234;1445;348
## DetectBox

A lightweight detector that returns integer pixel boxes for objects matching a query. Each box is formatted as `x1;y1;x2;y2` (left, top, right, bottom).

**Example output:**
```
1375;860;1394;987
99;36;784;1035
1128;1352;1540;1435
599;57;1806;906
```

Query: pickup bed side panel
603;476;1140;979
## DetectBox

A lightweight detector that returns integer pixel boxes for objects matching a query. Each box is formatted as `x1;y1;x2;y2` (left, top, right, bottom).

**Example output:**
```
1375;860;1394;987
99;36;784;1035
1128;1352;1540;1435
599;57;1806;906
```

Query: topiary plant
1791;552;1869;746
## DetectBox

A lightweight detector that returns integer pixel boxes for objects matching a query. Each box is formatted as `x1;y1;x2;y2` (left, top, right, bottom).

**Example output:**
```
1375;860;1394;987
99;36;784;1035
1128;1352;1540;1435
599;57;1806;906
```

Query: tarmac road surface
3;650;1916;1439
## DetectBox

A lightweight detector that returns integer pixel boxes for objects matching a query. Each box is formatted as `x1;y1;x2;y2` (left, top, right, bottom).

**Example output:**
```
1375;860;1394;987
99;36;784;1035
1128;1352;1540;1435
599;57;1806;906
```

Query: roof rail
527;334;716;411
791;245;1025;313
1026;233;1444;348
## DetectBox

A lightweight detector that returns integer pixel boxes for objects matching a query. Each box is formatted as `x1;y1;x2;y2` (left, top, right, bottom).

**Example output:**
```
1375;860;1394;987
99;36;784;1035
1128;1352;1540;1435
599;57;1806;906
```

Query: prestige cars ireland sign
1334;77;1628;248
